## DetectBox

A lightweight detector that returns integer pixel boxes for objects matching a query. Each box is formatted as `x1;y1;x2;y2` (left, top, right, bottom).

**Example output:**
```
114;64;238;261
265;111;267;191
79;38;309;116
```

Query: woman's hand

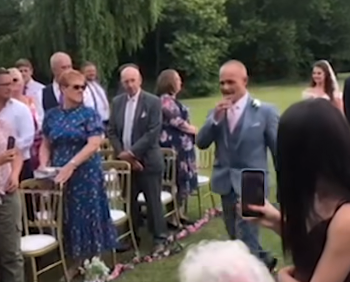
242;199;281;232
278;266;300;282
0;149;16;165
54;163;75;185
6;173;19;193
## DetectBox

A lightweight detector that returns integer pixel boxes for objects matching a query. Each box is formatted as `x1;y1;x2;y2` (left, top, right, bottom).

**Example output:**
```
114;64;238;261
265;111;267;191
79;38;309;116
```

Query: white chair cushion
110;209;127;222
138;191;173;204
21;234;57;253
198;175;210;186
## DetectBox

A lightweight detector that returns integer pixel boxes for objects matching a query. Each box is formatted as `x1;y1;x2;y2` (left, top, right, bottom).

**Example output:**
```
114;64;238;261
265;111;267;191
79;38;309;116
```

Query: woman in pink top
8;67;41;170
0;118;24;282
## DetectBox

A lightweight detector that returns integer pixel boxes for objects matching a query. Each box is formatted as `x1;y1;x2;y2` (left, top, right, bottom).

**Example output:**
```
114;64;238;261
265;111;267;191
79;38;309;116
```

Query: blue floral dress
159;94;198;205
42;106;118;259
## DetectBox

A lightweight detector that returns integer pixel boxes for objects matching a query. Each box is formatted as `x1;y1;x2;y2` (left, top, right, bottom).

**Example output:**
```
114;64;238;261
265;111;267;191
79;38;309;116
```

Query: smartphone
241;169;265;217
6;136;15;150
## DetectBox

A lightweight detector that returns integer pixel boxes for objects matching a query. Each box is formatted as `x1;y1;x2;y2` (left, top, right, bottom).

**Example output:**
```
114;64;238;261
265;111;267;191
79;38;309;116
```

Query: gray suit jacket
196;95;279;196
108;90;164;172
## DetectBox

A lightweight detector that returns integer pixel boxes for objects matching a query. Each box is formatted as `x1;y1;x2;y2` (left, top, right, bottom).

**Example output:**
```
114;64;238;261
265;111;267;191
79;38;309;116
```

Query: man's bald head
50;52;72;81
219;60;248;101
120;66;142;96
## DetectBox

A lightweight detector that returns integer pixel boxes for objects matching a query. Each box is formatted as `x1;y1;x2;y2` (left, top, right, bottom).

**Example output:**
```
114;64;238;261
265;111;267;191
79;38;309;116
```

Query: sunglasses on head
71;84;86;90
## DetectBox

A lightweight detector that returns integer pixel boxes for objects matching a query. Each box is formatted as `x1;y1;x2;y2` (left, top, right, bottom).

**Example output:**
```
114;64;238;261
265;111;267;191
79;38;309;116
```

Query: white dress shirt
87;81;110;121
36;80;97;129
25;79;45;98
122;92;140;150
0;99;35;160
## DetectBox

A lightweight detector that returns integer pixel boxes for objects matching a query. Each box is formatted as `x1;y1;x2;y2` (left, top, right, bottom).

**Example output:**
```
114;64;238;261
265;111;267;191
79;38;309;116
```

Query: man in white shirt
81;61;109;129
36;52;96;128
15;58;44;98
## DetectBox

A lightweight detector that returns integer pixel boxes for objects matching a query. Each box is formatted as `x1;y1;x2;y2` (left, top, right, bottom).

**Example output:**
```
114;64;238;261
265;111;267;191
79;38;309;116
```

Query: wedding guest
39;69;118;279
36;52;97;129
0;119;24;282
0;68;35;181
8;68;41;170
81;61;110;130
302;60;343;112
246;99;350;282
179;240;274;282
156;69;198;227
14;58;44;97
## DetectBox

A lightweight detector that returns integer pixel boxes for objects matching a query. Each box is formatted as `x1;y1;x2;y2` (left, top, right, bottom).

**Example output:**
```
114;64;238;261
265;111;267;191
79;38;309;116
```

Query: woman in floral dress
156;69;198;226
39;69;118;279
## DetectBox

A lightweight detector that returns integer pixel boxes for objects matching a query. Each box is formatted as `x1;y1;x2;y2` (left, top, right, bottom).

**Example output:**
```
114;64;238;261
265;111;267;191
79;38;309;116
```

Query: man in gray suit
196;60;278;271
108;66;168;253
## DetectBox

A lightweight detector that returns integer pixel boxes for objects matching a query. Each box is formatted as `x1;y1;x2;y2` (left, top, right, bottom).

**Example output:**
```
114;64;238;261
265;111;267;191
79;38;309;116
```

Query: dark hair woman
156;69;198;227
247;99;350;282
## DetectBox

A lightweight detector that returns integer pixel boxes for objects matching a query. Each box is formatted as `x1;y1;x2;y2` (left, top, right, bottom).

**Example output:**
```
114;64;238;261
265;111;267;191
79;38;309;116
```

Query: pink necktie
227;107;237;133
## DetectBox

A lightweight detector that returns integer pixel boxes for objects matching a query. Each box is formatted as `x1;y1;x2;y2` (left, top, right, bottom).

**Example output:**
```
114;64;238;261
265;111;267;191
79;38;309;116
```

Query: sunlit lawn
40;78;346;282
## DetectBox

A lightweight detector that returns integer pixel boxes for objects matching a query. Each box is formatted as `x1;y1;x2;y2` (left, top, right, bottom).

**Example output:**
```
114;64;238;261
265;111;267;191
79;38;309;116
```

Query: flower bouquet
79;257;110;282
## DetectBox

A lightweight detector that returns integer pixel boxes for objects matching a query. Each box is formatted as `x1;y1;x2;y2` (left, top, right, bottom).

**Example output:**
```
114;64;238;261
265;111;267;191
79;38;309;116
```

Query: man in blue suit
196;60;278;271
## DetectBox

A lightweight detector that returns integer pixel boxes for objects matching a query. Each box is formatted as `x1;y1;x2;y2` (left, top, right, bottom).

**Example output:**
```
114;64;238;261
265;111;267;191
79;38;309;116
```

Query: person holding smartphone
0;119;24;282
196;60;279;271
246;99;350;282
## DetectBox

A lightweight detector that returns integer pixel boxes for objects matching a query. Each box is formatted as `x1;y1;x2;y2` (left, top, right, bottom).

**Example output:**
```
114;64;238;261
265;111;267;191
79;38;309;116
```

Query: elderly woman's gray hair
179;240;274;282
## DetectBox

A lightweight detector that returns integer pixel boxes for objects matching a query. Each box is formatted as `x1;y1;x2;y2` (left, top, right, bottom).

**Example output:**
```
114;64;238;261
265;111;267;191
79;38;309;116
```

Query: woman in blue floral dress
156;69;198;226
39;69;118;279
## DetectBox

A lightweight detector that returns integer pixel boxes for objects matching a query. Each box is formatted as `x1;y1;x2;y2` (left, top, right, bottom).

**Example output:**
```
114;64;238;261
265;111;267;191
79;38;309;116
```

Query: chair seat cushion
110;209;127;223
21;234;57;254
198;175;210;186
138;191;172;204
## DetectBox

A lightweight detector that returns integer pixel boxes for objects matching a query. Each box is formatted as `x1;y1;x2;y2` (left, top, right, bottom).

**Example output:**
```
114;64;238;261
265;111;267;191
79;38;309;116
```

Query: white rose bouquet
79;257;110;282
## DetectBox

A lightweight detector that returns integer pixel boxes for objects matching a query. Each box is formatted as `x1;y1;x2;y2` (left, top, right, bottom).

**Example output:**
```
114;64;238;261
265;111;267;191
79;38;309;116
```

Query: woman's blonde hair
8;67;24;83
58;69;85;87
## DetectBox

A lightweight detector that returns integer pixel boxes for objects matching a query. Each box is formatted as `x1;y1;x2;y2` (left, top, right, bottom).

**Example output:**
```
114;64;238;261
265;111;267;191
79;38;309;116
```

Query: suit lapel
132;92;145;131
118;94;127;135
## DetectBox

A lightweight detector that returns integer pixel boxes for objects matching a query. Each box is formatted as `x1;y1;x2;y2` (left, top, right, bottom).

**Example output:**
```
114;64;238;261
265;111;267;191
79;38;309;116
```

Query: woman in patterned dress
8;67;41;170
39;69;118;279
156;69;198;226
302;60;343;113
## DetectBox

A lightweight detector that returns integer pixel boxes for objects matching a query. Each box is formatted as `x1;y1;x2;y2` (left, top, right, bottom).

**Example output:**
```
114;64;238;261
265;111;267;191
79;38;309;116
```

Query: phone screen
6;136;15;150
241;170;265;217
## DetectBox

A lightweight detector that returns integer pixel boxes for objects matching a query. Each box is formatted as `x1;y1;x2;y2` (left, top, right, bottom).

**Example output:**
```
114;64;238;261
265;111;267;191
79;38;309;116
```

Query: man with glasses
0;67;33;282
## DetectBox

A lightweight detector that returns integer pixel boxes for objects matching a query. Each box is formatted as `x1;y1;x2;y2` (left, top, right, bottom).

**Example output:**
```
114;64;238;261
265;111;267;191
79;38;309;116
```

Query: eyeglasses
71;84;86;90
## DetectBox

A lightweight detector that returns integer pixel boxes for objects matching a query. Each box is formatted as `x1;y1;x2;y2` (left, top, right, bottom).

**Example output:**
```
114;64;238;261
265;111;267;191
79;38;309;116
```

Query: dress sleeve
85;108;104;137
160;95;186;129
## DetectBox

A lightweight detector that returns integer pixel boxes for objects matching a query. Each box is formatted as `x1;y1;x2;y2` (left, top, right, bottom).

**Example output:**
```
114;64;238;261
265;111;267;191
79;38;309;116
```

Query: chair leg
173;198;182;228
112;250;117;266
59;243;70;282
129;223;140;258
209;184;216;209
197;190;202;218
31;257;39;282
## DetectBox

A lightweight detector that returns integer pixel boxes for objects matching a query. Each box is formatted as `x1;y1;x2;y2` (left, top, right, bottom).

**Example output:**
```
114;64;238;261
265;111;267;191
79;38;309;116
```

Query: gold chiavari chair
20;179;69;282
100;149;114;161
137;148;181;226
102;160;140;259
190;146;216;217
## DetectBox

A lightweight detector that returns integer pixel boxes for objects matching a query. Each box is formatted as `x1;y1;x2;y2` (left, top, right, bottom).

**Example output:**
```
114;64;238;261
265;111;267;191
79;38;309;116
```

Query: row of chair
19;141;215;282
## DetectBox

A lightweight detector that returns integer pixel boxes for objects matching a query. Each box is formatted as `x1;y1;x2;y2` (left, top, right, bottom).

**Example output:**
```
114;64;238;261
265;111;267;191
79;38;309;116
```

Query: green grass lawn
40;79;346;282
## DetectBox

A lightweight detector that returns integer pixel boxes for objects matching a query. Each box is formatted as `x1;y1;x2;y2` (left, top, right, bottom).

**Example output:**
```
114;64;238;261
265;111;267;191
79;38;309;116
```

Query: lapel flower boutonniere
252;98;261;108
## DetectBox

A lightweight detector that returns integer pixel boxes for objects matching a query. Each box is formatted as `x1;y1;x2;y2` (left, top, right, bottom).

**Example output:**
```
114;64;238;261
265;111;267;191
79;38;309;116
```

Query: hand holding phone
241;169;265;217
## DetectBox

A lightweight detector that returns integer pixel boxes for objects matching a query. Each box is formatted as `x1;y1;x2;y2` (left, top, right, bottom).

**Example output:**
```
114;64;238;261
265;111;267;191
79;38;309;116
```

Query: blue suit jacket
196;95;279;197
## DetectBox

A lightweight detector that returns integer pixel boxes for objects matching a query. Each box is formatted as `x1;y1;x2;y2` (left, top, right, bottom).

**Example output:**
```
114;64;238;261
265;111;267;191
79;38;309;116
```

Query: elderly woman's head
179;240;274;282
58;69;86;107
7;68;24;98
155;69;182;96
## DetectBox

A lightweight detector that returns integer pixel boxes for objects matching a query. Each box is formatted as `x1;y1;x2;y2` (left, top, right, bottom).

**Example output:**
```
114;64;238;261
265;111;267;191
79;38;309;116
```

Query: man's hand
0;149;16;166
131;160;143;171
6;173;19;193
213;96;234;122
118;151;134;162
